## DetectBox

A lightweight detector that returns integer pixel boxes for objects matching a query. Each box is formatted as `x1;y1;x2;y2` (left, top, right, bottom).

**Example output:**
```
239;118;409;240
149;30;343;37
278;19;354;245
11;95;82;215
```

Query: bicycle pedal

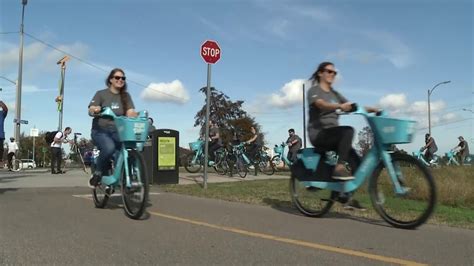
104;186;114;196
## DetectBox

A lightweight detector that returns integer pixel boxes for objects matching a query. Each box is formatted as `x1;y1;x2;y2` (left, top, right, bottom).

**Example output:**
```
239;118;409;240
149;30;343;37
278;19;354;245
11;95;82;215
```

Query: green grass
162;177;474;229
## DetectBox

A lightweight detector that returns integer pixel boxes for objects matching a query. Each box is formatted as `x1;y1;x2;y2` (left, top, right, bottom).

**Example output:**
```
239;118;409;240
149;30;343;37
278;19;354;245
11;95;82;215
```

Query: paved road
1;169;473;265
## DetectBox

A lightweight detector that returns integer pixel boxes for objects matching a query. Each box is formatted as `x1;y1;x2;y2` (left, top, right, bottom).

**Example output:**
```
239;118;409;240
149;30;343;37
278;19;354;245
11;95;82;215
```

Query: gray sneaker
343;199;367;211
333;163;354;180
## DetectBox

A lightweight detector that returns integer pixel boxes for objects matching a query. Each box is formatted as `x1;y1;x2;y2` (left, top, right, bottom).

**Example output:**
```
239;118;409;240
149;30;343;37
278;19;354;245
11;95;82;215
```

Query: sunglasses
113;76;126;81
322;69;337;76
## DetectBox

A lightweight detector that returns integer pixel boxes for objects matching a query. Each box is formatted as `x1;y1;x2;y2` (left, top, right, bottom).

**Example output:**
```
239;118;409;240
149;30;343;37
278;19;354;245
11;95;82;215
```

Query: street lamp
428;80;451;135
15;0;28;147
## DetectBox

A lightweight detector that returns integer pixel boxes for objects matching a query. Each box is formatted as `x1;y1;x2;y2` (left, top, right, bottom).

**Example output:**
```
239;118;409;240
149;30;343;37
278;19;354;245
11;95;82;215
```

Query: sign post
200;40;221;189
30;127;38;163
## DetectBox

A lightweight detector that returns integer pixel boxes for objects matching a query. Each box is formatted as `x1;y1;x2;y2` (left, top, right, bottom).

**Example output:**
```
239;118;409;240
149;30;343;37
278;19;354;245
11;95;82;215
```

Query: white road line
72;192;160;198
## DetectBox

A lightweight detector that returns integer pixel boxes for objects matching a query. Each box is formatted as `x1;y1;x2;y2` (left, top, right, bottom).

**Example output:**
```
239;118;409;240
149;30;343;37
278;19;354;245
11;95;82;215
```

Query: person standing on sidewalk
50;127;73;174
7;137;18;171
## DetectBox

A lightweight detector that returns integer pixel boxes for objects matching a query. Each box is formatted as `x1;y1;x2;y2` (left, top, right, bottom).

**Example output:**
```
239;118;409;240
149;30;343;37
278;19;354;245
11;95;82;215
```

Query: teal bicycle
92;107;150;220
184;139;226;173
271;142;293;170
290;105;436;229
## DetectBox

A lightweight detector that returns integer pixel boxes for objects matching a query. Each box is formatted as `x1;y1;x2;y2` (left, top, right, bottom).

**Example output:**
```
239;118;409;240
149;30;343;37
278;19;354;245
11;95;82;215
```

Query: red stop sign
201;40;221;64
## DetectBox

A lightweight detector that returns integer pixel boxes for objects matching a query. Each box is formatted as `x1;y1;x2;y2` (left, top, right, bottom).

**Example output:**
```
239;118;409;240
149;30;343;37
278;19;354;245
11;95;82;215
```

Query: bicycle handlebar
100;107;148;119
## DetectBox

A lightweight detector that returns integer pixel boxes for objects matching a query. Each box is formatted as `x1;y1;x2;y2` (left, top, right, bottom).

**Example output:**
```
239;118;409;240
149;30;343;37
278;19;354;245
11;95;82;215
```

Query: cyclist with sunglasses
87;68;138;188
307;62;380;210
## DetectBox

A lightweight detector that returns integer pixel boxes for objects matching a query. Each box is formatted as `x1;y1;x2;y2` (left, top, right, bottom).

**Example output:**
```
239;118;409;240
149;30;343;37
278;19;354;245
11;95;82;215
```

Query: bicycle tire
121;149;149;220
259;155;275;175
214;159;229;175
369;153;436;229
289;175;336;217
12;159;22;172
236;157;247;178
92;183;110;208
184;153;202;173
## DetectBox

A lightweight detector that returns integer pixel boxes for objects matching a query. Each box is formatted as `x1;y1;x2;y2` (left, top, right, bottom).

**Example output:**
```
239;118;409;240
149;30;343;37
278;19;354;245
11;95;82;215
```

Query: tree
194;87;264;145
356;126;373;156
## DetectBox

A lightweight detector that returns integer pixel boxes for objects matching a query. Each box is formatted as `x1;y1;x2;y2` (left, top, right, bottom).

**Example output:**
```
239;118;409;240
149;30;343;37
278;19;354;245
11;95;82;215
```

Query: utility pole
56;56;69;131
15;0;28;147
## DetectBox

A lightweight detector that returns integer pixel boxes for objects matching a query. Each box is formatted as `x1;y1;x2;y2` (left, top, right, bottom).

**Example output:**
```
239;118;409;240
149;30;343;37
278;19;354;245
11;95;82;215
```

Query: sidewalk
178;171;289;185
0;167;290;189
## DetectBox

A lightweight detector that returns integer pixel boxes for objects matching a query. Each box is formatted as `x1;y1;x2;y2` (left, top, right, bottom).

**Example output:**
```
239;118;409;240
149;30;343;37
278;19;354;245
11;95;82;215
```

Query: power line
443;103;472;112
417;118;473;131
24;32;187;101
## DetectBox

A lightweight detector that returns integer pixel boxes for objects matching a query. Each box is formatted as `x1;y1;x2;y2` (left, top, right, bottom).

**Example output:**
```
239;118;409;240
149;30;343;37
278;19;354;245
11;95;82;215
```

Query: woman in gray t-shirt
307;62;378;181
87;68;137;187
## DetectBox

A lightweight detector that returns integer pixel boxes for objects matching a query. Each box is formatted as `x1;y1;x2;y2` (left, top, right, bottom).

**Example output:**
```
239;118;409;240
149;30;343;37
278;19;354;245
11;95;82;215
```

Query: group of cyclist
84;62;374;189
85;62;470;190
421;133;470;165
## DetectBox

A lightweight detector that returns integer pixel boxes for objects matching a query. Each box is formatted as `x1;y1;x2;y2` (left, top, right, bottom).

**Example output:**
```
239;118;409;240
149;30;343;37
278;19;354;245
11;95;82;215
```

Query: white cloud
0;40;90;73
378;93;456;129
379;93;407;110
140;80;189;104
0;42;46;69
269;79;307;108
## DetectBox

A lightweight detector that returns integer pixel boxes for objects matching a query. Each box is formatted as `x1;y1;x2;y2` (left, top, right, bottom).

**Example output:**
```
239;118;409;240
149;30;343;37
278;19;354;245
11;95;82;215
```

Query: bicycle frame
445;151;460;166
298;107;412;195
191;142;204;163
233;143;252;165
413;150;438;167
96;107;148;190
100;148;133;188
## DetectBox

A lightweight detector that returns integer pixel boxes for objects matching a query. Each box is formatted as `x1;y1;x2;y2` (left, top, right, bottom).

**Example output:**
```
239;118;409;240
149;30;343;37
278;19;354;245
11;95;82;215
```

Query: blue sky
0;0;472;155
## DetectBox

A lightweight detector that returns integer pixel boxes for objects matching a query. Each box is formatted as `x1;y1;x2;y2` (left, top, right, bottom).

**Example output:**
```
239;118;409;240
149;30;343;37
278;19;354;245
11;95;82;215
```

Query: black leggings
246;143;260;162
310;126;354;163
208;140;222;161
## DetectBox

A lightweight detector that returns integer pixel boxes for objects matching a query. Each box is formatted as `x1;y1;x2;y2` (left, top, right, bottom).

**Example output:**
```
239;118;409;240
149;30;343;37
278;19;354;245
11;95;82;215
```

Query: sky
0;0;473;156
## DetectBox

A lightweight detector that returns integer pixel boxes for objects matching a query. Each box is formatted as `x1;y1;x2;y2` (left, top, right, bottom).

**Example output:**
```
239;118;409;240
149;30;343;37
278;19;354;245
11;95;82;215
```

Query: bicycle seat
313;146;333;154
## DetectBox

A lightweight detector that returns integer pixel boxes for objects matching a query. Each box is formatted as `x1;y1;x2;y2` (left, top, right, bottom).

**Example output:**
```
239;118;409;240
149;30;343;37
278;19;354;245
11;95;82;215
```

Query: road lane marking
73;195;426;265
72;192;160;199
149;211;427;266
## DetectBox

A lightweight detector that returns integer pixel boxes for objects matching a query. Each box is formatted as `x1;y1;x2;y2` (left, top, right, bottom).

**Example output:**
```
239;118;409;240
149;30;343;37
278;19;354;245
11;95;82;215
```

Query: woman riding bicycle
88;68;138;187
307;62;378;181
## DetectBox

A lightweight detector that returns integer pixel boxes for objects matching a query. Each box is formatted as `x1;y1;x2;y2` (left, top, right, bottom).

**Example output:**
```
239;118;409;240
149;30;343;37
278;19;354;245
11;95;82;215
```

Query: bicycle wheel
121;150;149;219
214;158;229;175
92;183;111;208
369;153;436;229
184;153;202;173
12;159;21;172
290;175;335;217
236;157;247;178
258;155;275;175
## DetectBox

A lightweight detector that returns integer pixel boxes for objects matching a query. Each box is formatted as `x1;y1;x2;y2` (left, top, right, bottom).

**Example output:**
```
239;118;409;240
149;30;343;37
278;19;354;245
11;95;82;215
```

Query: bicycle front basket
370;117;416;144
189;141;203;151
115;116;149;142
